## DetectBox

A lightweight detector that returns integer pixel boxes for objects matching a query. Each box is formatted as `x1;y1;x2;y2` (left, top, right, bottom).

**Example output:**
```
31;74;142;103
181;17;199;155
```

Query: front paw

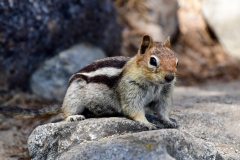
137;122;158;130
146;123;158;130
163;119;178;128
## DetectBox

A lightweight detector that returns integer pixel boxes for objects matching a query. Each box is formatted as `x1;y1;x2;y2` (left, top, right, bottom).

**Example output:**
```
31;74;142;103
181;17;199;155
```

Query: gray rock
202;0;240;59
30;44;106;101
28;118;218;160
0;0;121;89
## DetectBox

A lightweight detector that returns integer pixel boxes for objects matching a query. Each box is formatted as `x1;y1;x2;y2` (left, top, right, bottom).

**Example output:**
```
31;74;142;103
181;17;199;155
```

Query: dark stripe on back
68;74;89;87
78;56;130;73
90;74;122;88
68;56;130;87
69;73;123;88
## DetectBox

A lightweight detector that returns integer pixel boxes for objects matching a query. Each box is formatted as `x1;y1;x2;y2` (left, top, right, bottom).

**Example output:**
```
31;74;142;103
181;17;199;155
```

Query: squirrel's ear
140;34;153;54
163;36;171;48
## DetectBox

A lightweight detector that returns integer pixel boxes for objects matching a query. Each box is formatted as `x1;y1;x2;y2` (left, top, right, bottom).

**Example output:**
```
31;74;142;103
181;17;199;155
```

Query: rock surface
202;0;240;59
0;0;121;89
28;118;218;160
173;81;240;159
30;44;106;101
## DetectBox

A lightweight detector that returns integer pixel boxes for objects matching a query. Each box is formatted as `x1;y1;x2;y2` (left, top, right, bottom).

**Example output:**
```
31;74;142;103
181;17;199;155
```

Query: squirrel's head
136;35;178;84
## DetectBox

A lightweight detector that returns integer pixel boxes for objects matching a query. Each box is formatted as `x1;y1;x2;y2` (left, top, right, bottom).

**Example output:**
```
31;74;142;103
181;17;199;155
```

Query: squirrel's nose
165;73;174;82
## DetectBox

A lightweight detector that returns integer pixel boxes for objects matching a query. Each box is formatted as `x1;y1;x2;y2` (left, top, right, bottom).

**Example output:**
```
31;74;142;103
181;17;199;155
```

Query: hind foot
66;115;86;122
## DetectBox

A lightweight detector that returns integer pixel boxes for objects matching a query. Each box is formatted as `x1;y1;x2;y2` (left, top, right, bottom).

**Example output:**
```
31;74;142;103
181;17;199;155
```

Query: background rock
174;0;240;85
202;0;240;59
30;44;106;101
147;0;179;41
0;0;121;90
113;0;178;56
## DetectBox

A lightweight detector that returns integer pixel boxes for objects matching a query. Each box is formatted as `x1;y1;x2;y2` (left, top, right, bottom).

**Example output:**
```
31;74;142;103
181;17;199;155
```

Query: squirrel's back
62;56;131;119
68;56;131;88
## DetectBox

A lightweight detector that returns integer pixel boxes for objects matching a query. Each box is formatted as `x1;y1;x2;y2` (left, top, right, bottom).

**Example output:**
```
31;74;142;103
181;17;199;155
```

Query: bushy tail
0;104;61;119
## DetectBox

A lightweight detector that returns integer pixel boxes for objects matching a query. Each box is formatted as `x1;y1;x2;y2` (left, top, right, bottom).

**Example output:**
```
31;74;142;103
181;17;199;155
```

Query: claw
163;120;178;128
138;122;158;130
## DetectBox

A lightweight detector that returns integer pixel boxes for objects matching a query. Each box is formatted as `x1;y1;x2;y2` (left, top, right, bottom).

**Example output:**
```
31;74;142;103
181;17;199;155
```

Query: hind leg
62;101;86;122
62;81;86;122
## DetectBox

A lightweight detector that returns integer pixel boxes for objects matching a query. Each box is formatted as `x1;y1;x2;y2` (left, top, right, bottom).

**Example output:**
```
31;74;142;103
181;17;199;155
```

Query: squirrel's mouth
158;79;174;85
151;76;175;85
155;80;166;85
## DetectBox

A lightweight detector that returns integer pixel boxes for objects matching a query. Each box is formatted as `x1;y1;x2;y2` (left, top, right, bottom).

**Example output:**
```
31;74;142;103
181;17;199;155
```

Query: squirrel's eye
176;59;178;67
150;57;157;66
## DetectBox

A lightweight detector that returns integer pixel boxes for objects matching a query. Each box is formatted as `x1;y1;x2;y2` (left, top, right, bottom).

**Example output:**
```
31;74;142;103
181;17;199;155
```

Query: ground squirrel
0;35;178;129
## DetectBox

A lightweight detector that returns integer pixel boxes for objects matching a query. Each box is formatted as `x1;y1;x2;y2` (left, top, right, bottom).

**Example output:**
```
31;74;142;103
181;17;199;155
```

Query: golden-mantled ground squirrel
0;35;178;129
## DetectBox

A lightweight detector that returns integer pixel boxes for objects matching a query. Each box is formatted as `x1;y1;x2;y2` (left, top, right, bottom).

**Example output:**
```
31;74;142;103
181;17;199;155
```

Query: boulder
202;0;240;59
30;44;106;101
0;0;121;89
28;118;218;160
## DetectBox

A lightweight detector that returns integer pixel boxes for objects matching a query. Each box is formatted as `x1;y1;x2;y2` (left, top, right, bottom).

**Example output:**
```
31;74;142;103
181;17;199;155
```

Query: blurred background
1;0;240;107
0;0;240;159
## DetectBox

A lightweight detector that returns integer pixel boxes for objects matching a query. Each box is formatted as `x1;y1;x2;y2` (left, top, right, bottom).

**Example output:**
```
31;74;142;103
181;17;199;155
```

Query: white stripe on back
77;67;123;77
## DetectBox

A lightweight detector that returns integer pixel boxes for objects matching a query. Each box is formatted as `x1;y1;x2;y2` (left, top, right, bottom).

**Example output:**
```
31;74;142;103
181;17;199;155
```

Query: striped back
68;56;130;88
